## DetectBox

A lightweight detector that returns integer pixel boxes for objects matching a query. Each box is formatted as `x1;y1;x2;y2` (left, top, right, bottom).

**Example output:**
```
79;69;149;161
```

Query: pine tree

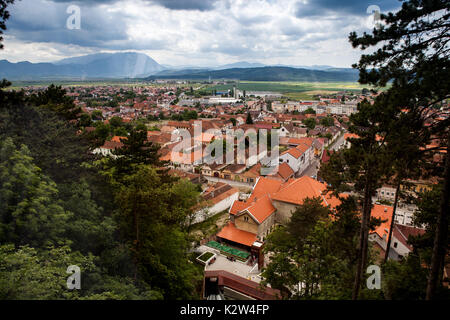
246;112;253;124
349;0;449;299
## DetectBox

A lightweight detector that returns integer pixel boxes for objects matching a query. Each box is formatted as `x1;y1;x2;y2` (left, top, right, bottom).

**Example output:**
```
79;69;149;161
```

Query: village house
216;176;342;249
193;183;239;224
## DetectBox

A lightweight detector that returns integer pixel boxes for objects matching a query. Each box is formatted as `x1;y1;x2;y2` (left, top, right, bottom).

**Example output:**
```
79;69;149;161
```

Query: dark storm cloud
6;0;170;50
295;0;402;18
48;0;218;11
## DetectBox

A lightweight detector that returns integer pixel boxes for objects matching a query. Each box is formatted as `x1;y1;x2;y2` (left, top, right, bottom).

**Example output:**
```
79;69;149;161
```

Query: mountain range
0;52;164;80
0;52;358;81
147;66;359;82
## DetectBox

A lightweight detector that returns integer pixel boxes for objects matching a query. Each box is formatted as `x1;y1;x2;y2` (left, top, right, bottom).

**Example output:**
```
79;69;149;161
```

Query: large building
217;176;341;247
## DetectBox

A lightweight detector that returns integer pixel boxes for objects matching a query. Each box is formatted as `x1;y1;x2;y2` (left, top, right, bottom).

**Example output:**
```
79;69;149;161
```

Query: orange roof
282;147;303;159
230;176;342;227
230;200;250;215
217;222;257;247
248;177;284;202
370;204;393;239
194;132;216;143
111;136;127;143
272;176;341;208
243;163;262;178
344;133;383;142
245;195;276;223
287;137;312;145
274;162;294;180
344;133;359;140
147;131;160;137
203;184;239;206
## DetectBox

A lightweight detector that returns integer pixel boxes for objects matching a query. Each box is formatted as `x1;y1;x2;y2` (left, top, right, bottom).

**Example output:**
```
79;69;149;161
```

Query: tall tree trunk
352;178;372;300
384;181;401;263
426;133;450;300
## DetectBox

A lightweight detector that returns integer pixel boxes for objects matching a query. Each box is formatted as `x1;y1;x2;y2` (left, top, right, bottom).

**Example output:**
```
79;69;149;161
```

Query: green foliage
302;118;316;129
0;101;92;184
58;180;116;256
246;112;253;124
29;84;81;121
262;197;360;299
349;0;449;299
0;1;15;50
0;244;95;300
79;113;92;127
319;116;334;127
0;83;191;300
171;109;198;121
114;126;128;137
91;110;103;121
382;254;428;300
93;122;111;145
303;107;316;114
112;166;202;299
105;127;160;181
109;116;123;128
0;138;71;247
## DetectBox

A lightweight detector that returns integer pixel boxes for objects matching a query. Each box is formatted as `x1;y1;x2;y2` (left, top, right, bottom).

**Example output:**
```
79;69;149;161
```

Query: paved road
299;157;320;178
204;176;254;188
329;131;346;151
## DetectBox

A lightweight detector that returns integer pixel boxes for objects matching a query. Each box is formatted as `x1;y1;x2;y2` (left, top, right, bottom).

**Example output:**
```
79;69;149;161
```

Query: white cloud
0;0;399;67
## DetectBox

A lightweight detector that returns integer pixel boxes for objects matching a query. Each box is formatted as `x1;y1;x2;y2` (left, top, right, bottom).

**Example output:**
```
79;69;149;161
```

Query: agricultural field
7;80;204;90
207;81;382;100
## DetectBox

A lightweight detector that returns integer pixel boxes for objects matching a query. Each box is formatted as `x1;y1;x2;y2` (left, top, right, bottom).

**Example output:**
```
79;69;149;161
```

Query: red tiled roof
274;162;294;180
271;176;340;208
281;147;303;159
248;177;284;202
204;270;280;300
370;204;393;239
321;150;334;164
393;224;425;251
344;133;359;140
111;136;127;143
217;222;257;247
245;195;276;223
230;200;250;215
101;140;124;150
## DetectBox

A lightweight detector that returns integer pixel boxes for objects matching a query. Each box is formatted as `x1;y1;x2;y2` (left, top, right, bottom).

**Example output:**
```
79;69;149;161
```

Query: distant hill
147;66;359;82
0;52;164;80
214;61;266;70
0;53;358;81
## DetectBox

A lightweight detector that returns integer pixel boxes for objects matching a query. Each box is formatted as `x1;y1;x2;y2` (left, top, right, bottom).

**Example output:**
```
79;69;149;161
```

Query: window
393;242;398;248
244;216;249;222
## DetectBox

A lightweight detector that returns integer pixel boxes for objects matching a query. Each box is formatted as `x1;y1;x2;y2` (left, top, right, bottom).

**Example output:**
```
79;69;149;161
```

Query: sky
0;0;403;67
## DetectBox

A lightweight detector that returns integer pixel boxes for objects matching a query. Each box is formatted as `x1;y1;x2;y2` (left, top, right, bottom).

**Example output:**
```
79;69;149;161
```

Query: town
0;0;448;308
13;81;443;300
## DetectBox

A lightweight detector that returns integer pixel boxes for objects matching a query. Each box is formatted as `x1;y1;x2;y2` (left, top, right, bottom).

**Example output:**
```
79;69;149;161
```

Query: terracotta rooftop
217;221;257;247
393;224;425;251
245;195;277;223
271;176;341;208
268;162;294;181
370;204;394;239
204;270;280;300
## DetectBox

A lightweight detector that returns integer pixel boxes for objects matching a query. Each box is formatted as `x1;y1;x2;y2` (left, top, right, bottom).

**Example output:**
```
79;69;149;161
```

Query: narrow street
329;131;346;151
299;157;320;178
